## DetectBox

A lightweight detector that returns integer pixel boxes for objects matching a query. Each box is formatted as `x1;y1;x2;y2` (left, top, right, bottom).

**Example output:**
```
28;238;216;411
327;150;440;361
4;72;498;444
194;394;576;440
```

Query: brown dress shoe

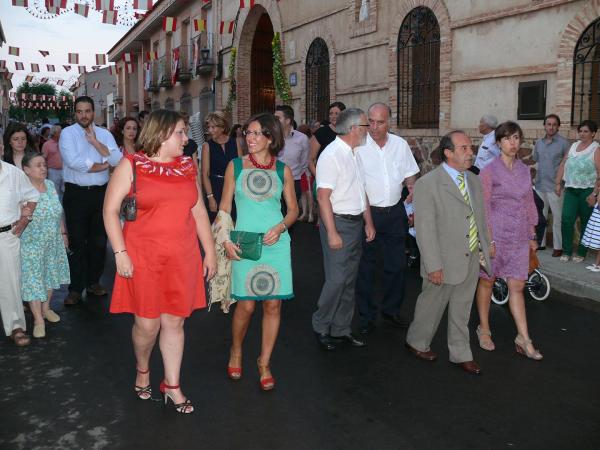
87;283;107;296
64;291;82;306
453;360;482;375
551;250;563;257
405;343;437;361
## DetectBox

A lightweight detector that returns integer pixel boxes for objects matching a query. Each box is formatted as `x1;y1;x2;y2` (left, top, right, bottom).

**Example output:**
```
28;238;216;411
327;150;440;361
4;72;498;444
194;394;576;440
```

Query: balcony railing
157;56;171;88
177;45;192;82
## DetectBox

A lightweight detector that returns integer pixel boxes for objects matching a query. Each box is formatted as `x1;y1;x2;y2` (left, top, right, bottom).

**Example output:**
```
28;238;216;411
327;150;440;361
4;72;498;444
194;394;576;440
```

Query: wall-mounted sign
289;72;297;87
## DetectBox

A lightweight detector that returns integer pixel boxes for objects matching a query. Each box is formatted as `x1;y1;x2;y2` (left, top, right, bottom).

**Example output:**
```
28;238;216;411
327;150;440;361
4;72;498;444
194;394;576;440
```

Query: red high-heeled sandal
227;350;242;381
257;357;275;391
159;381;194;414
134;367;151;400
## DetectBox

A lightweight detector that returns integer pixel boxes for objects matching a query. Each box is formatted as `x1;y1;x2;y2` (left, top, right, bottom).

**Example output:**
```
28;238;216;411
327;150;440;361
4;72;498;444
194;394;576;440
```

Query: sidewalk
537;248;600;302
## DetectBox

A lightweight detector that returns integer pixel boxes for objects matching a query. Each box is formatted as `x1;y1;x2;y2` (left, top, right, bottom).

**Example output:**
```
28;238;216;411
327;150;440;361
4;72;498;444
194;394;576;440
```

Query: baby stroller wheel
527;269;550;301
491;278;509;305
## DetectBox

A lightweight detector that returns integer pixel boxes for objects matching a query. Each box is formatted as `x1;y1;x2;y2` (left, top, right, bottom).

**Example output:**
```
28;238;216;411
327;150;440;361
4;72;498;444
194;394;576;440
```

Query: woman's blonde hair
138;109;183;157
205;110;230;134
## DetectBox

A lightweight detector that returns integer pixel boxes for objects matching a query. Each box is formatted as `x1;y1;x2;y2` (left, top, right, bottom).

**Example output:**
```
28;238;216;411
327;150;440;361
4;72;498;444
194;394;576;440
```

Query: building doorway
250;13;275;115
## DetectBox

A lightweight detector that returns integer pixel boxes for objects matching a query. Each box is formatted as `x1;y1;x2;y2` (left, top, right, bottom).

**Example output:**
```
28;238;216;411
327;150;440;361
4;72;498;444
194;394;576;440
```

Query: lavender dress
479;157;538;281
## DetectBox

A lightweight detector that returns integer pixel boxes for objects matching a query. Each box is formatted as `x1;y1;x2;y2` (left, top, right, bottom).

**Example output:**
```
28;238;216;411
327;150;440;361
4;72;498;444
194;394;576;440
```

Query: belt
65;182;107;191
0;225;12;233
371;201;401;213
334;213;363;221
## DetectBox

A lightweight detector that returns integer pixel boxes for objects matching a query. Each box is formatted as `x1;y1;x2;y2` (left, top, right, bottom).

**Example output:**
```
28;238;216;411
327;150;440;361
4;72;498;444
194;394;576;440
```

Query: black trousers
355;202;408;325
63;183;108;295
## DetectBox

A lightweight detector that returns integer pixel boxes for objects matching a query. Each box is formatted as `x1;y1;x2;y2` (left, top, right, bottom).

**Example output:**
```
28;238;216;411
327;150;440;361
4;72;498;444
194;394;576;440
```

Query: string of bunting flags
12;92;73;111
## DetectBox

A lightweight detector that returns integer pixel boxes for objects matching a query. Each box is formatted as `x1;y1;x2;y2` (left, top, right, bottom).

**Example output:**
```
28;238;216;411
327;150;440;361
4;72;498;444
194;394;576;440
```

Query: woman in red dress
103;110;216;414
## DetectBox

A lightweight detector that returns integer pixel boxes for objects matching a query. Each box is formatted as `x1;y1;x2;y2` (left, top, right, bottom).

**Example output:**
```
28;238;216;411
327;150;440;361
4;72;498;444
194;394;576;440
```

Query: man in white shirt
59;96;122;305
355;103;420;334
474;114;500;171
313;108;376;351
0;160;39;346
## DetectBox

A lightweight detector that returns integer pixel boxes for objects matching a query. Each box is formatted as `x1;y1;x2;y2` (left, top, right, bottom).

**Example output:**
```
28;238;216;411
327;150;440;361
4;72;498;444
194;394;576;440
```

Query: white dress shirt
474;130;500;170
59;123;121;186
356;133;420;207
316;137;366;215
0;161;40;227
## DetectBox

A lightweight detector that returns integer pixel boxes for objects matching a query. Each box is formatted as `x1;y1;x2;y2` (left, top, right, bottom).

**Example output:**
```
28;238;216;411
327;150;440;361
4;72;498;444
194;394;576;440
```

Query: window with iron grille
397;7;440;129
305;38;330;124
572;18;600;126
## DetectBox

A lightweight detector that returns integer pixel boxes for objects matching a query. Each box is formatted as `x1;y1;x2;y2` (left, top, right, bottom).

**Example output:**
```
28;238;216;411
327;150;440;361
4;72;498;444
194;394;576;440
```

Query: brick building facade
108;0;600;168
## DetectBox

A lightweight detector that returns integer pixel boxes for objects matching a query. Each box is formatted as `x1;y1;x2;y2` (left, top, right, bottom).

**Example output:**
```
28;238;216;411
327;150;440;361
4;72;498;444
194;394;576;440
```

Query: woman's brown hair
138;109;183;157
243;113;284;157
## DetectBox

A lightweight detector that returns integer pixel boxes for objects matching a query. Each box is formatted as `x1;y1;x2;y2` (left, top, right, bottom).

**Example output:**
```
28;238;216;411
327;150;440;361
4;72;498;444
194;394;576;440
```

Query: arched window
397;7;440;128
305;38;330;123
573;18;600;125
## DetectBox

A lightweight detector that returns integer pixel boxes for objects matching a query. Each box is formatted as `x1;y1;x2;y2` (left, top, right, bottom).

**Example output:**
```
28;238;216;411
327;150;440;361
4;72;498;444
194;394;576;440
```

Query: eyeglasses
355;124;370;128
243;130;267;137
368;120;387;128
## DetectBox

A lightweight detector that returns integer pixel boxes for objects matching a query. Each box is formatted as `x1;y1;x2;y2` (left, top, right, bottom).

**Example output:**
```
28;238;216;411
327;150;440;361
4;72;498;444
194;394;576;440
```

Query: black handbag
229;231;263;261
120;158;137;221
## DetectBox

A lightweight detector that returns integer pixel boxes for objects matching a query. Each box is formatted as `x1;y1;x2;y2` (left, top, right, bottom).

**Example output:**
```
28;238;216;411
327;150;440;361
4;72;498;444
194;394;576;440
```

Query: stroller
491;248;551;305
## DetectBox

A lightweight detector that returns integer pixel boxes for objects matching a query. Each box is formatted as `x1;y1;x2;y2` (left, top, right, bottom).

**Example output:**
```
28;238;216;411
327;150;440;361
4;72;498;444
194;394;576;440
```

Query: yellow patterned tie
457;173;479;252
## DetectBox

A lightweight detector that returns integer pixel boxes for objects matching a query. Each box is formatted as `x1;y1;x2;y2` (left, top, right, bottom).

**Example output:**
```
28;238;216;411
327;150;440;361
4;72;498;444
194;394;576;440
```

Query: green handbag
230;231;264;261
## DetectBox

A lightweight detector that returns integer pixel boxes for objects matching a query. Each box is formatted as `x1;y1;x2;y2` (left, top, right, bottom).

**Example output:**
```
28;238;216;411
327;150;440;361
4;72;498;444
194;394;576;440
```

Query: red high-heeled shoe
257;357;275;391
134;367;151;400
159;381;194;414
227;350;242;381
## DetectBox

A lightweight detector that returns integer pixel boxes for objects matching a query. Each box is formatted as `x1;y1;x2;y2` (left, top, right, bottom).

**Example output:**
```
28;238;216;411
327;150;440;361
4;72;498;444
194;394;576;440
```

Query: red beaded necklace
248;153;275;170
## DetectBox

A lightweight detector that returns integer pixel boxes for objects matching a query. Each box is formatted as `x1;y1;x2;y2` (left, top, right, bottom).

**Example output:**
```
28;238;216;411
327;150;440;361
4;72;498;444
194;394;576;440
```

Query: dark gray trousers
312;216;363;337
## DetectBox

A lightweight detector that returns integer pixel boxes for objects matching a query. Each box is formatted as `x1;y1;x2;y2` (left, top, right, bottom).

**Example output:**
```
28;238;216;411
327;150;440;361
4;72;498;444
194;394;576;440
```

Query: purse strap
129;155;137;195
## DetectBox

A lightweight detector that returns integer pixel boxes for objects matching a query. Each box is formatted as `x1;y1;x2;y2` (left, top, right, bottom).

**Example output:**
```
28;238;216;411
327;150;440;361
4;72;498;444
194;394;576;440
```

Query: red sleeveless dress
110;152;206;318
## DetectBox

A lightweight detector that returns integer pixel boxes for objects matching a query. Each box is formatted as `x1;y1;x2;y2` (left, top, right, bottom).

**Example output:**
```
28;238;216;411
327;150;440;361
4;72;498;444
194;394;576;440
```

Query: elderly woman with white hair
41;124;64;200
474;114;500;171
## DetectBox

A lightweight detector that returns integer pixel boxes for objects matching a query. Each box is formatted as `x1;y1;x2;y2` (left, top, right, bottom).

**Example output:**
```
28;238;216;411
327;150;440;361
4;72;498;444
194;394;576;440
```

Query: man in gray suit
405;130;492;375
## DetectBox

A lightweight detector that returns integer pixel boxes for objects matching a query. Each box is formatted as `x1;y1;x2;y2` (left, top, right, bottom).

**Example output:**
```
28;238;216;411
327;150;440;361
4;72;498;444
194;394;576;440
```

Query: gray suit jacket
413;166;491;285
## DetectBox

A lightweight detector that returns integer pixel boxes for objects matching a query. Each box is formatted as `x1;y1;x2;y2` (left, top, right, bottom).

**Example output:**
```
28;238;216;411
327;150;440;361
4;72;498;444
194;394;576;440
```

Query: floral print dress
21;180;70;302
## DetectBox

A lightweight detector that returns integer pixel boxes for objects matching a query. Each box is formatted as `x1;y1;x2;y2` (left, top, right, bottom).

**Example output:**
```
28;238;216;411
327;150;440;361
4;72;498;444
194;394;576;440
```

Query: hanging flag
57;80;64;86
108;66;116;75
102;10;118;25
193;18;206;33
134;12;147;20
133;0;152;9
96;54;107;65
78;66;87;74
219;21;235;34
46;64;55;71
171;47;179;85
144;62;151;89
0;60;5;69
95;0;114;10
93;81;100;89
12;1;29;7
15;62;24;70
39;50;50;57
68;53;79;64
9;47;20;56
63;65;72;71
25;75;34;82
40;77;49;83
122;52;134;63
31;63;40;72
74;3;89;16
239;0;255;8
146;51;158;61
162;17;177;32
126;63;135;74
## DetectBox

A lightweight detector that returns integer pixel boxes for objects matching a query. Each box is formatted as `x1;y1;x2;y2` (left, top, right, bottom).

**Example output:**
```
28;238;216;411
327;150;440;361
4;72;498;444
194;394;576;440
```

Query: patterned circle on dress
245;264;281;297
242;169;276;201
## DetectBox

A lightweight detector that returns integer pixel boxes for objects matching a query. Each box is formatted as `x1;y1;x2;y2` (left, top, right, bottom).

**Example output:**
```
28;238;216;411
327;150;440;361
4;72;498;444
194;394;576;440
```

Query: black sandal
134;367;152;400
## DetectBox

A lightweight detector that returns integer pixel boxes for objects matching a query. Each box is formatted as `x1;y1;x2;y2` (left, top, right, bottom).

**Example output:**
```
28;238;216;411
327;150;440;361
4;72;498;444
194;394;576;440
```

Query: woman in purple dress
475;121;543;360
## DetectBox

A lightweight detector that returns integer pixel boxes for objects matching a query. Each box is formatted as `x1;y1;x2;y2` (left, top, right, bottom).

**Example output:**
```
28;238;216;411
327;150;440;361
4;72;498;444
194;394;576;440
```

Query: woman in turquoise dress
21;152;70;338
220;113;298;391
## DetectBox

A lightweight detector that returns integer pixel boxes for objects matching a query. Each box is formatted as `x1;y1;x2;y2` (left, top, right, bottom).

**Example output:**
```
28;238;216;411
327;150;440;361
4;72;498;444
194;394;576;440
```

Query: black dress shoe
331;333;366;347
314;332;337;351
359;322;375;335
381;313;409;329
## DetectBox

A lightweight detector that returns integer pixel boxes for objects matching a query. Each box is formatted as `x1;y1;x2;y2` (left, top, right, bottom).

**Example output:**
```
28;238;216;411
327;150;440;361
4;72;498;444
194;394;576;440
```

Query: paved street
1;222;599;450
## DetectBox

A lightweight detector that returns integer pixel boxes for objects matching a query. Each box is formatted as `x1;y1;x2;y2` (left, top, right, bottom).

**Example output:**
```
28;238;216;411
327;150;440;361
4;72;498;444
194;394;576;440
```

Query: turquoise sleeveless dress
231;158;294;301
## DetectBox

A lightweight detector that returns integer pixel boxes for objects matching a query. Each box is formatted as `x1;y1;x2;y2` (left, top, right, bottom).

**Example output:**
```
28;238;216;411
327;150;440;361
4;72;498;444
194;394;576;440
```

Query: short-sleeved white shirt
316;137;366;215
0;161;40;227
356;133;420;207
